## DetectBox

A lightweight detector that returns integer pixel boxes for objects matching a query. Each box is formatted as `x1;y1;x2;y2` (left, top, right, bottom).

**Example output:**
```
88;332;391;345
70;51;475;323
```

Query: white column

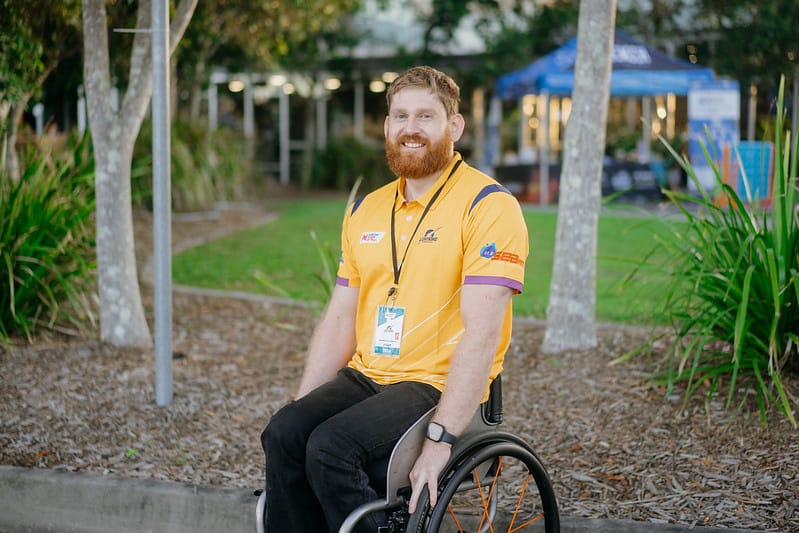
354;79;365;141
243;75;255;138
279;88;290;185
472;87;485;170
316;91;327;148
540;91;550;206
640;96;652;163
747;83;757;141
485;96;502;171
208;83;218;130
33;103;44;137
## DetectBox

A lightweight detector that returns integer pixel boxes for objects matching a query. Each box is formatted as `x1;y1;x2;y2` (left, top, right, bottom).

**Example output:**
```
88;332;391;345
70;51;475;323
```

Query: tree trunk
542;0;616;353
81;0;198;347
3;98;28;182
4;63;55;182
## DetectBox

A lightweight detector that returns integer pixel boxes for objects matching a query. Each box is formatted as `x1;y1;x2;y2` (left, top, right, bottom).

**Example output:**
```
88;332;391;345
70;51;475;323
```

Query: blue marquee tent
495;29;714;99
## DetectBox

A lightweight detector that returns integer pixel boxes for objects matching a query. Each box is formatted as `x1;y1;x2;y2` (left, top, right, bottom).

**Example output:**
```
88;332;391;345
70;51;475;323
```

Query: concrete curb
0;466;253;533
0;466;766;533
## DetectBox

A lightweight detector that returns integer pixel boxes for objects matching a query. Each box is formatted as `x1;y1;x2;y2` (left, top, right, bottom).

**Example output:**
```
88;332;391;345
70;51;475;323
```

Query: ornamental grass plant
133;120;253;212
0;134;97;341
629;78;799;426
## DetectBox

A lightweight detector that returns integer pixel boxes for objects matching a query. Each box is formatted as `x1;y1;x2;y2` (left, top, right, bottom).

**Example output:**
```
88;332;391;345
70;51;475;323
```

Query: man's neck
403;172;441;202
402;155;458;202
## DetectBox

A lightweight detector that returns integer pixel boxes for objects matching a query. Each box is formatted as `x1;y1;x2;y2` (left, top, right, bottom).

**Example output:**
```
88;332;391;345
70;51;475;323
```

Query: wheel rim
427;442;558;533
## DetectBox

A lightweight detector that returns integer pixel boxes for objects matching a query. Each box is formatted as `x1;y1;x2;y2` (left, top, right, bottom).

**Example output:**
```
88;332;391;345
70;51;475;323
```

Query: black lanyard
389;159;462;300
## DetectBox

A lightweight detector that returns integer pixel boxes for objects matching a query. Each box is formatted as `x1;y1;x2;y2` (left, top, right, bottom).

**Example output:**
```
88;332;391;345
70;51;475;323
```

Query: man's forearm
295;286;358;399
433;284;511;435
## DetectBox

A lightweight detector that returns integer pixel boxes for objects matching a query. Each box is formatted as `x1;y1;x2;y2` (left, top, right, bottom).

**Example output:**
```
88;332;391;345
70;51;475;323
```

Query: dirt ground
1;203;797;531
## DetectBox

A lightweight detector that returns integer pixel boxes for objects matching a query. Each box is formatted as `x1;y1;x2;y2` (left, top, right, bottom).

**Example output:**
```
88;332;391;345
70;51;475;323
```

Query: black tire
408;437;559;533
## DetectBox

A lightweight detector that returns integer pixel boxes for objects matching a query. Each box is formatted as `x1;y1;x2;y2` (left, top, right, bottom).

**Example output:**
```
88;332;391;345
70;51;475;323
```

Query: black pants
261;367;440;533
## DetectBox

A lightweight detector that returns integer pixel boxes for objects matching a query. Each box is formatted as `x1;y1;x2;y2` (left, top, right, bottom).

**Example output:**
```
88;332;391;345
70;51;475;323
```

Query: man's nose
404;116;421;133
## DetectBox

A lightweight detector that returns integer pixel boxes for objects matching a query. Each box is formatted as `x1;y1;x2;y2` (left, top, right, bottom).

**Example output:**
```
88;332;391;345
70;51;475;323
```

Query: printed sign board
687;80;740;193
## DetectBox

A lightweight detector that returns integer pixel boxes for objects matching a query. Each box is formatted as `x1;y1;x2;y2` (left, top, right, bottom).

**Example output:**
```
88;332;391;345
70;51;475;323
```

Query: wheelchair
256;376;560;533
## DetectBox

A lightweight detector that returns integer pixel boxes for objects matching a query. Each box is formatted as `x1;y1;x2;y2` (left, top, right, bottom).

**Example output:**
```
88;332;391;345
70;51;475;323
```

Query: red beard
385;132;452;180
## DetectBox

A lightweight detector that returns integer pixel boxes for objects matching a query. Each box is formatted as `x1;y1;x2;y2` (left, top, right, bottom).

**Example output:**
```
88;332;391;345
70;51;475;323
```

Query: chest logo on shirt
360;231;385;244
419;227;441;243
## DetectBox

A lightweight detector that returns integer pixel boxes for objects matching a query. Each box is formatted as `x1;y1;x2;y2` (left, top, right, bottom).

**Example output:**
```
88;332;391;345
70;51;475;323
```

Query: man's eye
419;114;432;120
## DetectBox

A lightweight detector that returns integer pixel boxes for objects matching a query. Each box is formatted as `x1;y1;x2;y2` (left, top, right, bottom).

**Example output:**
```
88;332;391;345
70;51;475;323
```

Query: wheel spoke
425;441;559;533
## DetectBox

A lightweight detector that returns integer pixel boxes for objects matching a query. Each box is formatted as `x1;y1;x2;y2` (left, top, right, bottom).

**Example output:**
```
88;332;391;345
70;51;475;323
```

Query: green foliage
0;0;82;102
693;0;799;87
0;29;44;103
0;134;97;341
310;137;394;194
132;120;254;212
631;78;799;426
478;0;579;81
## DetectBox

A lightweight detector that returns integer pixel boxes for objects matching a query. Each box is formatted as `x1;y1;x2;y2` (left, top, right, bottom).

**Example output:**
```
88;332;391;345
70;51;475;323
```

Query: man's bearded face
385;128;452;180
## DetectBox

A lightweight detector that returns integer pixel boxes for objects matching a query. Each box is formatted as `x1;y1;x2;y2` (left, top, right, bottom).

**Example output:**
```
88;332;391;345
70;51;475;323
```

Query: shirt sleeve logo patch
480;243;498;258
360;231;385;243
480;242;525;265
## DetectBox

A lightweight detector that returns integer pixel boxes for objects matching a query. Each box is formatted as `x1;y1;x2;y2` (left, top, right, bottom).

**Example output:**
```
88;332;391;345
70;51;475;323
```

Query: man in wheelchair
260;66;529;533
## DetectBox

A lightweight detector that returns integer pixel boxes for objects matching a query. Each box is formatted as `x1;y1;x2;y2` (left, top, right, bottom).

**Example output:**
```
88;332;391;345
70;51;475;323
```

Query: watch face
428;423;444;441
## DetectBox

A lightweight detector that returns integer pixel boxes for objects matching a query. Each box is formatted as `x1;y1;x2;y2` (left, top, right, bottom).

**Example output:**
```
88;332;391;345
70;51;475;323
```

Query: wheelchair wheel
409;437;559;533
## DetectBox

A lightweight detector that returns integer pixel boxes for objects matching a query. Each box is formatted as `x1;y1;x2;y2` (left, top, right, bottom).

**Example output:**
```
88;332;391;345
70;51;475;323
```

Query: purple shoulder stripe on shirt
350;197;365;216
336;276;350;287
468;184;512;215
464;275;523;294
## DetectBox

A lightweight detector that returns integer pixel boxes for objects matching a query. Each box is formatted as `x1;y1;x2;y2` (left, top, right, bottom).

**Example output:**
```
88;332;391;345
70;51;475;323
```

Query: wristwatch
426;421;457;445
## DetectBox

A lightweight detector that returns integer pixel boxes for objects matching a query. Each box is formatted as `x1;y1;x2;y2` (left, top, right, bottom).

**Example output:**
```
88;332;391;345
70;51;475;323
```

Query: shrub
0;134;97;341
629;78;798;426
310;136;394;193
133;120;254;212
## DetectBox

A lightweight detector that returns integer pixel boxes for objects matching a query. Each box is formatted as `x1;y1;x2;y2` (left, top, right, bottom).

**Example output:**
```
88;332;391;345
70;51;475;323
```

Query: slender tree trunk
542;0;616;353
3;98;28;182
82;0;151;346
3;66;54;181
82;0;198;347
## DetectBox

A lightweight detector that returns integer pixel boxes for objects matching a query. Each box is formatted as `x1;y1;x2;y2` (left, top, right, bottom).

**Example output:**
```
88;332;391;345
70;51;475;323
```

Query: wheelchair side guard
255;489;266;533
383;407;436;500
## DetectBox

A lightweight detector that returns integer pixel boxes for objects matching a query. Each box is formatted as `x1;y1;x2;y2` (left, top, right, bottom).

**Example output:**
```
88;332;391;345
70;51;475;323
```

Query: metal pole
152;0;172;406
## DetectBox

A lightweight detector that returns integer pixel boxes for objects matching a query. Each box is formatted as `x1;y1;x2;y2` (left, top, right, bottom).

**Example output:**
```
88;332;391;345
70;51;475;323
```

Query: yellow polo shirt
336;153;528;398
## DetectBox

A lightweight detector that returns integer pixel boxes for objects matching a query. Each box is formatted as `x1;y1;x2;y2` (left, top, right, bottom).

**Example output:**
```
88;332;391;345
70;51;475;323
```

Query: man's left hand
407;440;452;513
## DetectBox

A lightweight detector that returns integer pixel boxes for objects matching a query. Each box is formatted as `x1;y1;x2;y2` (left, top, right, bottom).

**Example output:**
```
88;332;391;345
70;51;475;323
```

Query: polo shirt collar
397;152;463;207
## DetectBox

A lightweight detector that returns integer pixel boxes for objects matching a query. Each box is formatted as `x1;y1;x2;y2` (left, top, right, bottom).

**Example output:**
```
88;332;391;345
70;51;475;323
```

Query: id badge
373;305;405;357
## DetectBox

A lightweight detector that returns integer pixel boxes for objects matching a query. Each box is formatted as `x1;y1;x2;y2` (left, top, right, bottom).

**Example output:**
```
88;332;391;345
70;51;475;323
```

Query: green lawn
173;198;681;323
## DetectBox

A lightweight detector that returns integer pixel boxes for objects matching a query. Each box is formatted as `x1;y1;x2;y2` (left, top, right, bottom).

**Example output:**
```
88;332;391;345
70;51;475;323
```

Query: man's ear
384;115;390;139
449;113;465;143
